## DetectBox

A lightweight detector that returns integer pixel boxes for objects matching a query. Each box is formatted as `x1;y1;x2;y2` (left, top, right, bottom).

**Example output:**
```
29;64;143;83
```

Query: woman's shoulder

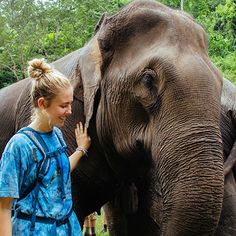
5;129;37;154
8;132;31;145
1;130;37;168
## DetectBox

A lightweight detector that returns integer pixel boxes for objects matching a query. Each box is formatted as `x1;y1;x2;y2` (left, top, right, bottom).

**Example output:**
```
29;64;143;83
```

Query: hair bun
28;58;52;81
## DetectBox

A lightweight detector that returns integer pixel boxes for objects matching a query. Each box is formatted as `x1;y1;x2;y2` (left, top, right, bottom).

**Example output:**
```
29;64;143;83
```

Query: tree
181;0;184;10
0;0;235;87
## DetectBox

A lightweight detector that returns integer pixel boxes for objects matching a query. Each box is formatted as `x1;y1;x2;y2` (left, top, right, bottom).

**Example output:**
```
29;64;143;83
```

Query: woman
0;58;90;236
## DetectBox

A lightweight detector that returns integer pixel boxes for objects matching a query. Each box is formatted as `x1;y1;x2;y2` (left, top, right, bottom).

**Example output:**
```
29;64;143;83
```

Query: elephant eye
141;73;154;89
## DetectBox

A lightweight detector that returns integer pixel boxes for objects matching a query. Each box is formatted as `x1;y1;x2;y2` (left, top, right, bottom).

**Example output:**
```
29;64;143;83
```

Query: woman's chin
54;121;65;128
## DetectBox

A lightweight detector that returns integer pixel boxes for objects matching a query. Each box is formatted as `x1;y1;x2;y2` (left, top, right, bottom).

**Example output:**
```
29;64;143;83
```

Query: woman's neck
29;118;53;133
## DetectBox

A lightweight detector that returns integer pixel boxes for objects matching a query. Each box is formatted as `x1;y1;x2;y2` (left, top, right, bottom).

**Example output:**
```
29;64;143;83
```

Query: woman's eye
142;73;154;88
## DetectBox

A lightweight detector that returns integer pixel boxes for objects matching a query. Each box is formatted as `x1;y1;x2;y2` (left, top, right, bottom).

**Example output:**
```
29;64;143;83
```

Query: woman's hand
75;122;91;151
69;122;91;172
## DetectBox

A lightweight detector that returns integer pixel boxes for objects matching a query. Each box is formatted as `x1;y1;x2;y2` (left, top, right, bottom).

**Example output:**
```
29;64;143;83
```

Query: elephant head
77;0;224;235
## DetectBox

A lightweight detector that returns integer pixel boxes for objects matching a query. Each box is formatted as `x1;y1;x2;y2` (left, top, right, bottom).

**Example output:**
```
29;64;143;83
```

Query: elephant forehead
97;0;207;58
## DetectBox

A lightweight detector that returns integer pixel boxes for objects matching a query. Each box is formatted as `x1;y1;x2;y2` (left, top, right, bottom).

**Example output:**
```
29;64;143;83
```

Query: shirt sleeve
0;136;28;198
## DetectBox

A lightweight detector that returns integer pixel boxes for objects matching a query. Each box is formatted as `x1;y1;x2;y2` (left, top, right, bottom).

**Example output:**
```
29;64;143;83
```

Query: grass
96;212;109;236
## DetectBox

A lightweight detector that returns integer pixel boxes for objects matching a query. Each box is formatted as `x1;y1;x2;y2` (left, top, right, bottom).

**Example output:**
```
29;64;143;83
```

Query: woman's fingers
76;122;87;135
84;125;87;135
79;122;83;133
76;122;82;134
74;121;91;150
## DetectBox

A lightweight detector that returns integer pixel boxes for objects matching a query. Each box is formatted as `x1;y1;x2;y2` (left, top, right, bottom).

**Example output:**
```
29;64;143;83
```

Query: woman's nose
66;105;72;115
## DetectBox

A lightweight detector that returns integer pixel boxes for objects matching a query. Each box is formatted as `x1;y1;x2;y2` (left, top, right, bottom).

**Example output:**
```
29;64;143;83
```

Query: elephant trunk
154;122;224;235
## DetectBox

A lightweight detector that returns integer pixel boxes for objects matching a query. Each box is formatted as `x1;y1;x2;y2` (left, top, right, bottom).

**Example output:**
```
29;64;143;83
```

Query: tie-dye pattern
0;127;83;236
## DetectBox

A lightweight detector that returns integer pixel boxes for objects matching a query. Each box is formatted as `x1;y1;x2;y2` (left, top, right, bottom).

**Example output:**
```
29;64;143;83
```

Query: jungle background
0;0;235;88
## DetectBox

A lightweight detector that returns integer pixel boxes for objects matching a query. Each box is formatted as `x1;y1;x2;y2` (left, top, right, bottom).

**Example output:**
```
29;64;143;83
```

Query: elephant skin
215;78;236;236
0;0;235;235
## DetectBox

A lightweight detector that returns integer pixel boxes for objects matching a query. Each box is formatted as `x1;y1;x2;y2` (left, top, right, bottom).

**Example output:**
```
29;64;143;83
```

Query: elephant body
0;1;236;235
216;78;236;236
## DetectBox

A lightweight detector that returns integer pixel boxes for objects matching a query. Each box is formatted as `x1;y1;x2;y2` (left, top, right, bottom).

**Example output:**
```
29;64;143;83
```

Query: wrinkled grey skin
215;78;236;236
0;0;235;235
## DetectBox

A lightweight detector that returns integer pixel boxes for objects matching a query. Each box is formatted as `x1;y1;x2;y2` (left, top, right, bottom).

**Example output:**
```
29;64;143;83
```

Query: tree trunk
181;0;184;11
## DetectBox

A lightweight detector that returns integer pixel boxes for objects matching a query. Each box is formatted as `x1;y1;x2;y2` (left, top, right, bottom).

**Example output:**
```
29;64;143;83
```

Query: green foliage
160;0;179;8
201;0;236;56
196;0;236;82
0;0;235;88
0;0;130;86
0;69;17;88
212;52;236;84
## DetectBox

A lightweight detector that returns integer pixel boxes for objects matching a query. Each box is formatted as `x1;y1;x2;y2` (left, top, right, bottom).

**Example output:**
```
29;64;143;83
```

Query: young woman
0;58;90;236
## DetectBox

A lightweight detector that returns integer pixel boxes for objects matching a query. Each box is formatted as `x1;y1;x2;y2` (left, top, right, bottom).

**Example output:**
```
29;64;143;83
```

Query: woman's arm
69;122;91;172
0;197;13;236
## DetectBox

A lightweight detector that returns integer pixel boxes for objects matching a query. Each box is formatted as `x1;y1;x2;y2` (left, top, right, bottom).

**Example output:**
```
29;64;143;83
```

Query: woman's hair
28;58;72;107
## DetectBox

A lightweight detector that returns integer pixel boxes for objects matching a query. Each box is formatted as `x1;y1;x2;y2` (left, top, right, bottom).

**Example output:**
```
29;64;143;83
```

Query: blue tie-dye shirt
0;127;83;236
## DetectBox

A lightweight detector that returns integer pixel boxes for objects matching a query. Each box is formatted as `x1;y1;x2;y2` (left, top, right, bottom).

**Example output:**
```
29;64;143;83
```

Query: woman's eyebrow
61;101;73;104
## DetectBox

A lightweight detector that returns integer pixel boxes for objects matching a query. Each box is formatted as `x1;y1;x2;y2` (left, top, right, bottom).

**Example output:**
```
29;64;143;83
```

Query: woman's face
45;86;73;128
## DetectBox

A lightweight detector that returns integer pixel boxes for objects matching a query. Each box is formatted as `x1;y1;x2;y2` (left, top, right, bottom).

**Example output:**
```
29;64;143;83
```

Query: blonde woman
0;59;90;236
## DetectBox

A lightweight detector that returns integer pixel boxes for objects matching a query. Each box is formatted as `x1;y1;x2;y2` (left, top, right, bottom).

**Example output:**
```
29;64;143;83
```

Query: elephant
0;0;236;235
217;78;236;236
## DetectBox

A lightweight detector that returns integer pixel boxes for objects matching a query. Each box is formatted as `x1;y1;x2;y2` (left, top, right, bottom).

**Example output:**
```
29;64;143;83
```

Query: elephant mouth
108;139;151;178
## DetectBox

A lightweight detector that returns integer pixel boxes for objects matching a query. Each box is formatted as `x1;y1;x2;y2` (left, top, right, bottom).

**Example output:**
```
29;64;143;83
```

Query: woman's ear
37;97;48;109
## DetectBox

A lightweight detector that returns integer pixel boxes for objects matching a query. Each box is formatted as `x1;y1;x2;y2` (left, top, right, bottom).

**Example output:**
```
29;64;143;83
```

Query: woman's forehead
55;87;73;103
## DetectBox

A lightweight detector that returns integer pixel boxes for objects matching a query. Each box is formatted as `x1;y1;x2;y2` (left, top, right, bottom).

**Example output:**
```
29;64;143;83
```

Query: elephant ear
93;12;108;35
79;39;102;128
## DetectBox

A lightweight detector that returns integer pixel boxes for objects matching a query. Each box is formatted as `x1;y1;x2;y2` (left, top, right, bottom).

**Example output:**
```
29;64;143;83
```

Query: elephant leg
105;200;161;236
224;140;236;176
126;211;161;236
106;173;162;236
215;171;236;235
105;201;128;236
126;184;161;235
